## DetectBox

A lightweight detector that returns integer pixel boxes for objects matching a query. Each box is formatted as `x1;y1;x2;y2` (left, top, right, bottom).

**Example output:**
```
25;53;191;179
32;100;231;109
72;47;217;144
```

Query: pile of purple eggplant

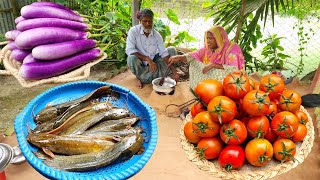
5;2;105;80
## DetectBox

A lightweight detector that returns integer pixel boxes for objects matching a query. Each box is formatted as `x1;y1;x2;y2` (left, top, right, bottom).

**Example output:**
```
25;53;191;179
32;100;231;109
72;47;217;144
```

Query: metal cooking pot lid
0;143;14;172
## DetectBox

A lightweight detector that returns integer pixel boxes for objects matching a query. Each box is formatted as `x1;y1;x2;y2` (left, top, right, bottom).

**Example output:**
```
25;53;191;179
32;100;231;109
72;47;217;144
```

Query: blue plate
14;81;158;180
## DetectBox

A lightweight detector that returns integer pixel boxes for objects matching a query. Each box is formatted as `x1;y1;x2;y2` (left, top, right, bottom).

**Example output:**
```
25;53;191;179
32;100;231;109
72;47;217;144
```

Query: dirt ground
0;66;319;180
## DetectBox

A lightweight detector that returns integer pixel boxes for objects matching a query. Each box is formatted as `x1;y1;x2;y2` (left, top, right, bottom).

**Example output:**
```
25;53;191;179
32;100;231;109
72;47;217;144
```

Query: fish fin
34;151;51;160
137;146;145;155
42;147;55;158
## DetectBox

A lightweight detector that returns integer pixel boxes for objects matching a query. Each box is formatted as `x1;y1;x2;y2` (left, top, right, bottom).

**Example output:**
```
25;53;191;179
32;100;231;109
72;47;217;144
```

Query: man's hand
146;57;157;73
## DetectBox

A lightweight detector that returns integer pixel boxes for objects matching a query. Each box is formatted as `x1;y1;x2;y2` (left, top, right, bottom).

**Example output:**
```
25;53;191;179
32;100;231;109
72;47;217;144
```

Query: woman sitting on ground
168;25;245;88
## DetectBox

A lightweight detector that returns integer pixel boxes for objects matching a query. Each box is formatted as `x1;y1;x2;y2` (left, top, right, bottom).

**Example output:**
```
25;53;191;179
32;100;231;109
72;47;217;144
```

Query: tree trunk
131;0;140;26
234;0;247;44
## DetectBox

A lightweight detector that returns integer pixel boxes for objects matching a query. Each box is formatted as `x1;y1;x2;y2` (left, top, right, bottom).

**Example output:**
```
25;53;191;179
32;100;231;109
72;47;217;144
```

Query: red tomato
196;137;224;160
184;122;202;144
223;71;251;99
273;138;296;163
194;79;224;105
264;127;278;143
192;111;221;138
265;100;278;120
254;81;260;90
273;98;280;109
247;116;270;138
218;145;245;171
279;90;302;112
240;117;250;127
242;90;271;116
207;96;237;124
271;111;299;138
190;102;206;117
259;74;285;100
0;171;6;180
220;120;247;145
245;138;273;167
234;99;247;119
294;110;308;124
291;123;307;142
248;77;255;91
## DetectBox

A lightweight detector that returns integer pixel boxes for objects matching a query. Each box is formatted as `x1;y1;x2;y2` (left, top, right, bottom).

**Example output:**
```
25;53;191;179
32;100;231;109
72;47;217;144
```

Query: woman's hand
202;64;214;74
168;55;186;66
202;63;224;74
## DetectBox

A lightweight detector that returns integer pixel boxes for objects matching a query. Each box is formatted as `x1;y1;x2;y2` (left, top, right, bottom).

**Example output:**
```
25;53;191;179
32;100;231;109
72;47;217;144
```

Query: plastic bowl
14;81;158;180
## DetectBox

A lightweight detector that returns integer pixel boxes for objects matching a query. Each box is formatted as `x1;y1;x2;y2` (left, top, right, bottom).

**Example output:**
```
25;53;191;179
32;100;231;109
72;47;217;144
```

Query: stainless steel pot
152;77;176;95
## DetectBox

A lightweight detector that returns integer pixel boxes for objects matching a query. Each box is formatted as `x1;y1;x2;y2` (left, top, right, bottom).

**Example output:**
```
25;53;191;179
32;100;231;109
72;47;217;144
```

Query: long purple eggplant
16;18;90;31
15;16;25;24
15;27;87;49
5;30;21;41
31;2;78;15
10;49;31;62
7;41;17;50
19;48;101;80
21;5;83;22
32;39;97;60
22;54;39;64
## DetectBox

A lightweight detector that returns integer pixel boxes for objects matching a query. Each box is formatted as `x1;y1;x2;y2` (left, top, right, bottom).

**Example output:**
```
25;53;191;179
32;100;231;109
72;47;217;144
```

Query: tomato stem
262;75;280;93
279;93;295;111
194;147;207;160
193;122;210;134
225;164;234;172
248;123;265;139
227;73;248;95
278;141;296;163
248;91;271;113
189;88;208;108
223;124;239;144
276;115;291;138
207;98;233;124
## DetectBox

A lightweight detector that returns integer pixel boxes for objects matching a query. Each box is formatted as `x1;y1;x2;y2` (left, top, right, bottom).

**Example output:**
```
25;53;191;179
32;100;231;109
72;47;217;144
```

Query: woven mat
0;44;107;88
180;106;314;180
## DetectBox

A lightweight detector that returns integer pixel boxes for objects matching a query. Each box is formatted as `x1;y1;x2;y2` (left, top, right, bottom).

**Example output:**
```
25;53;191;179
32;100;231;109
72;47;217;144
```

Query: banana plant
206;0;290;43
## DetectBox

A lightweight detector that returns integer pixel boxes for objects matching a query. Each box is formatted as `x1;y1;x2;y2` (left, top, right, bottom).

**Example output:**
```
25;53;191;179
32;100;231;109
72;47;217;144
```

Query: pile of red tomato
184;72;309;171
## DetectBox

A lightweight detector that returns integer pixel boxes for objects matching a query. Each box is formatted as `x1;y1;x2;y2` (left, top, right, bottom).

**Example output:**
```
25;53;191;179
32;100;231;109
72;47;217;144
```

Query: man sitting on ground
125;8;178;88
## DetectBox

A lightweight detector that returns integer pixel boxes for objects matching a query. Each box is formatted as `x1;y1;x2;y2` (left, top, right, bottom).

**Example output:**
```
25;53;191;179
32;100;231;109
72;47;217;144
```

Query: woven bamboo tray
180;106;314;180
0;44;107;88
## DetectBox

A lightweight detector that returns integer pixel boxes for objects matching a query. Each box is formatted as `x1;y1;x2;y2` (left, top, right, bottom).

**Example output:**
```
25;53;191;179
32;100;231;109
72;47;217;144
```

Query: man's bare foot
136;79;143;88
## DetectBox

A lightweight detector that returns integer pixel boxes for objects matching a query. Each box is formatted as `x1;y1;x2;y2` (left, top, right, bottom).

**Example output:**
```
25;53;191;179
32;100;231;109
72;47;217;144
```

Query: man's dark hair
136;8;154;20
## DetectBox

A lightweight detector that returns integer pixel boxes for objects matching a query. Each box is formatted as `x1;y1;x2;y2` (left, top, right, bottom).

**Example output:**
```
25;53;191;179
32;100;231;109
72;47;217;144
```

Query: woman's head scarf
190;25;244;69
